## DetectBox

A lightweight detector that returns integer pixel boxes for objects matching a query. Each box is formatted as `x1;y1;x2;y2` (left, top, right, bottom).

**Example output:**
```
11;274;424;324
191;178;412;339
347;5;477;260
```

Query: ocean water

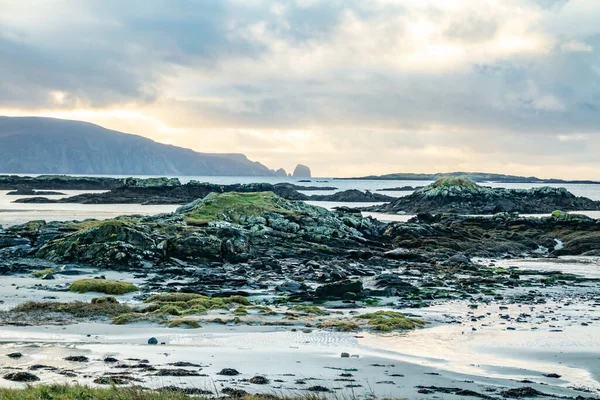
2;176;600;226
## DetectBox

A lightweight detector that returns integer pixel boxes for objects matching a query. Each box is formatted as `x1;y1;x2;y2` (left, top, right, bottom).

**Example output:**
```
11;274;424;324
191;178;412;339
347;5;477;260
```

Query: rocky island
366;177;600;215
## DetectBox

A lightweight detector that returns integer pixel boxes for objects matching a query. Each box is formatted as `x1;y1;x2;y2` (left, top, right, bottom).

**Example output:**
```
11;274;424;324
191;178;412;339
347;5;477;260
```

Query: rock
6;189;65;196
307;385;331;392
366;177;600;215
341;352;350;358
3;372;40;382
6;352;22;359
249;375;270;384
543;373;561;378
314;280;364;300
64;355;89;362
156;369;202;377
94;376;131;385
222;388;248;398
218;368;240;376
103;357;119;363
500;387;550;398
309;189;395;202
148;337;158;345
275;168;288;177
292;164;312;178
0;233;30;249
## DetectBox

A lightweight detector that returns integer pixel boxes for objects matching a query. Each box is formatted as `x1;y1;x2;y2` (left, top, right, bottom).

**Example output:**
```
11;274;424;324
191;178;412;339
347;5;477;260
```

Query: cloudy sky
1;0;599;178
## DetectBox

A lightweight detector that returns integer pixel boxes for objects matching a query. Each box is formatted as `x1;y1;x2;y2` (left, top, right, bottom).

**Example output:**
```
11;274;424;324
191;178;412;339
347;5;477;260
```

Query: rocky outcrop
292;164;311;178
367;177;600;215
383;211;600;257
310;190;395;202
21;192;385;269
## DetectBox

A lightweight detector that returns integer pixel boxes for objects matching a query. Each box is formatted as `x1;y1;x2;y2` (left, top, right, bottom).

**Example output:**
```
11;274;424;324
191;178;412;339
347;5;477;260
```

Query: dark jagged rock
3;372;40;382
383;211;600;257
377;186;422;191
314;280;364;300
249;375;270;384
155;369;202;377
217;368;240;376
64;355;89;362
6;189;65;195
310;189;395;202
366;177;600;215
0;175;124;190
222;388;248;398
500;387;554;398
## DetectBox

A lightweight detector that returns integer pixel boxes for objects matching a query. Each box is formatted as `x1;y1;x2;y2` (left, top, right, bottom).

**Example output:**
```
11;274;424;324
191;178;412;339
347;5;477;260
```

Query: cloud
0;0;600;178
561;40;593;53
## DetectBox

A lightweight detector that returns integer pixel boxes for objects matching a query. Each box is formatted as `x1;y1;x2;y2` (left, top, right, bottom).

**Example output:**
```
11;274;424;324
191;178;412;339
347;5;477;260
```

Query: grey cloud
2;0;600;178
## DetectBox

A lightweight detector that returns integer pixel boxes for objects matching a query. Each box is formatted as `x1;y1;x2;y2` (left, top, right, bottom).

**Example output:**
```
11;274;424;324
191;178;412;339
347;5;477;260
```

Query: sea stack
292;164;312;178
275;168;288;177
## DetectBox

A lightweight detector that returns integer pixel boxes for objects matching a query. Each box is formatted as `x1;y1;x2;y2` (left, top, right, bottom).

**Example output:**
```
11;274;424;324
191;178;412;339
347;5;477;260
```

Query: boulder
314;279;364;300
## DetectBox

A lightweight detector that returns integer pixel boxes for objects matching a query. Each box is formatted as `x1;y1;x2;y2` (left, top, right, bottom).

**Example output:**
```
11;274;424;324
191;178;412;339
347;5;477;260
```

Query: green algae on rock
69;279;138;295
354;310;427;332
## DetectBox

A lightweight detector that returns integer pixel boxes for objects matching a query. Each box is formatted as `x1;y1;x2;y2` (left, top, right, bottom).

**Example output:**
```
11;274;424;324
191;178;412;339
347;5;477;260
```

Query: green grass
13;301;132;318
166;318;201;328
31;268;55;278
69;279;139;295
181;192;301;225
0;385;333;400
0;385;191;400
354;310;427;332
431;177;479;190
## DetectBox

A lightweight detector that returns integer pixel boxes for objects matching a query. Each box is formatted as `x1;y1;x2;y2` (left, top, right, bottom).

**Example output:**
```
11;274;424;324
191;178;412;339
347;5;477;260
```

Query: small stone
341;352;350;358
6;352;22;359
218;368;240;376
103;357;119;363
148;337;158;345
307;385;331;392
249;375;269;384
64;356;89;362
543;373;561;379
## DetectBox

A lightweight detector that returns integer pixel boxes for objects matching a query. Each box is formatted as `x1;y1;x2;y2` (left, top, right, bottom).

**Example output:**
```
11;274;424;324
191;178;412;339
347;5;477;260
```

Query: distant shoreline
336;171;600;184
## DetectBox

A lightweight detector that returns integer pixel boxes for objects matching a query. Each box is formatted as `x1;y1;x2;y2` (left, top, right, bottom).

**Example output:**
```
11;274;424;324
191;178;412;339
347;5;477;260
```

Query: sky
1;0;599;178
